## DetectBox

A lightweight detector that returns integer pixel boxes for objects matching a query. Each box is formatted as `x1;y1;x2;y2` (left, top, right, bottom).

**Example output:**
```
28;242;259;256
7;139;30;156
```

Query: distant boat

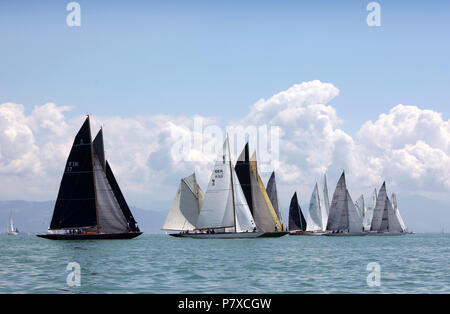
170;138;287;239
368;182;406;236
288;192;307;235
162;173;204;232
7;210;19;235
324;172;366;236
37;116;142;240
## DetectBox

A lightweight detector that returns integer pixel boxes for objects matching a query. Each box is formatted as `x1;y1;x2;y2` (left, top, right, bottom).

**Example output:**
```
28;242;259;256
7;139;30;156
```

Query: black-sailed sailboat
288;192;307;235
37;116;142;240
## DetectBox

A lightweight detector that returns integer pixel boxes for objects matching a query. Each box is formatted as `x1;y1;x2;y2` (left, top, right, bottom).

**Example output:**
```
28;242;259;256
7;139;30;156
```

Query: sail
232;167;256;232
363;188;377;231
163;173;203;231
347;190;364;233
323;173;330;216
50;116;98;230
235;143;253;215
371;182;387;232
392;193;407;232
9;212;14;232
249;153;283;232
306;183;324;231
196;140;235;230
326;172;347;231
355;195;365;219
266;171;284;227
288;192;307;231
386;195;403;233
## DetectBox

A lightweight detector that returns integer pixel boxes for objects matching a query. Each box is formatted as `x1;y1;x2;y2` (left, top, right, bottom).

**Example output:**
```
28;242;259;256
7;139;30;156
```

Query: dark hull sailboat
169;231;287;239
37;116;142;240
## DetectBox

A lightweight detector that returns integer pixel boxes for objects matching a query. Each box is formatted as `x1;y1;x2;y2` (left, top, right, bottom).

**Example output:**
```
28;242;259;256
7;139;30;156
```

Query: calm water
0;233;448;293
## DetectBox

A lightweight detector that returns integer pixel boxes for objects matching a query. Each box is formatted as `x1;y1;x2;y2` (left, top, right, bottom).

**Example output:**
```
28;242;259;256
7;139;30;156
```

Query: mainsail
386;195;403;233
371;183;387;232
249;152;282;232
163;173;204;231
355;195;365;220
306;183;324;231
363;188;377;231
9;211;15;233
235;143;253;215
266;171;284;228
288;192;307;231
50;116;98;230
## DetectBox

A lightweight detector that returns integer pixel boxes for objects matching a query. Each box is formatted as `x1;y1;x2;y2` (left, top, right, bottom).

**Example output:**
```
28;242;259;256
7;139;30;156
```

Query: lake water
0;233;448;293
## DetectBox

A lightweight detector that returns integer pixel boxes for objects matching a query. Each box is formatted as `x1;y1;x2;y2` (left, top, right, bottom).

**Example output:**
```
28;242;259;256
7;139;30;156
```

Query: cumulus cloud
1;80;449;213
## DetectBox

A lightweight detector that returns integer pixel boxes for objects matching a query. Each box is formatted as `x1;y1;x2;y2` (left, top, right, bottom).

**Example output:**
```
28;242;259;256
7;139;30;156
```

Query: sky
0;1;449;232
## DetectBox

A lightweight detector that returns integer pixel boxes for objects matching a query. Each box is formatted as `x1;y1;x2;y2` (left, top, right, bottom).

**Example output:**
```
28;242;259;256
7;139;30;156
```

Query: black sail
50;116;98;230
105;161;140;232
235;143;253;214
288;192;307;231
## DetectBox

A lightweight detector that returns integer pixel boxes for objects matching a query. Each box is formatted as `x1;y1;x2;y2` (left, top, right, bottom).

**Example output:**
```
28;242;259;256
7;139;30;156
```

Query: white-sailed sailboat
305;183;327;235
162;173;204;232
8;210;19;235
170;137;286;238
362;188;377;231
369;182;406;235
324;172;366;236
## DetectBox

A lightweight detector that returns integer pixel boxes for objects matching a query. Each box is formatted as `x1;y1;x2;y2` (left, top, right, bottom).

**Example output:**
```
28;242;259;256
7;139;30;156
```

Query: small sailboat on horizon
37;116;142;240
7;210;19;235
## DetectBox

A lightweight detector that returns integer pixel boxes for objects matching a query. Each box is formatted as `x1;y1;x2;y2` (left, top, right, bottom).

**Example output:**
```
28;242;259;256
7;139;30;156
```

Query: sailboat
7;210;19;235
37;116;142;240
324;172;366;236
368;182;405;236
288;192;307;235
162;173;204;232
171;138;286;238
305;183;327;235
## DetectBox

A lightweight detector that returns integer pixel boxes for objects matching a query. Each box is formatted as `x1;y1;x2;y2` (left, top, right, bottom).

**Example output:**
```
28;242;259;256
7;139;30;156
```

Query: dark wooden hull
169;231;288;239
36;232;142;240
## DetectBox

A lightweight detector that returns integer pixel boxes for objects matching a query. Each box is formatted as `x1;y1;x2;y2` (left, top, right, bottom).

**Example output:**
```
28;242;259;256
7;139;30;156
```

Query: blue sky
1;0;449;135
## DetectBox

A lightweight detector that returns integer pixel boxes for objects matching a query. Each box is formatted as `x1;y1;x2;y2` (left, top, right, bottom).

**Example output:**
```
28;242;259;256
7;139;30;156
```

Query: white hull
170;231;287;239
303;231;328;236
8;231;19;235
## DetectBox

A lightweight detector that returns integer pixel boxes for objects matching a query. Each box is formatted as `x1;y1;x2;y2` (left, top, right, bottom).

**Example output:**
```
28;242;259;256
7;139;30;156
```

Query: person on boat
253;227;257;232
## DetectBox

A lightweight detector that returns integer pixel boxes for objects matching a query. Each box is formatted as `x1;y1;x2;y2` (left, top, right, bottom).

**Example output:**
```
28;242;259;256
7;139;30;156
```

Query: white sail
326;172;348;231
355;195;365;220
371;183;387;232
9;212;14;232
307;183;324;231
347;190;364;233
363;188;377;231
162;173;203;231
323;173;330;216
386;195;403;233
196;140;235;230
232;167;256;232
392;193;407;232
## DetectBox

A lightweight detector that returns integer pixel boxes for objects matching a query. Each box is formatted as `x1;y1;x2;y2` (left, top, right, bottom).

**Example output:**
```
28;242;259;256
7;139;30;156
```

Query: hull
303;231;327;236
170;231;287;239
36;232;142;240
289;230;306;235
8;231;19;235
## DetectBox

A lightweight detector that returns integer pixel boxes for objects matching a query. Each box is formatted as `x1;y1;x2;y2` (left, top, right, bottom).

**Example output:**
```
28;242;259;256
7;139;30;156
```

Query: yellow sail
249;152;282;231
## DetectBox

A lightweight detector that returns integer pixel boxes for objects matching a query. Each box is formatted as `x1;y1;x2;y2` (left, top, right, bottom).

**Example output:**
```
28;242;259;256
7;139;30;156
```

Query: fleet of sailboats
166;138;287;239
36;116;142;240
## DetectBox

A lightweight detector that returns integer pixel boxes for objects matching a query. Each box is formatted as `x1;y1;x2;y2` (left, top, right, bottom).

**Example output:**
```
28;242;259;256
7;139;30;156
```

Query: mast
88;116;100;233
227;135;237;232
